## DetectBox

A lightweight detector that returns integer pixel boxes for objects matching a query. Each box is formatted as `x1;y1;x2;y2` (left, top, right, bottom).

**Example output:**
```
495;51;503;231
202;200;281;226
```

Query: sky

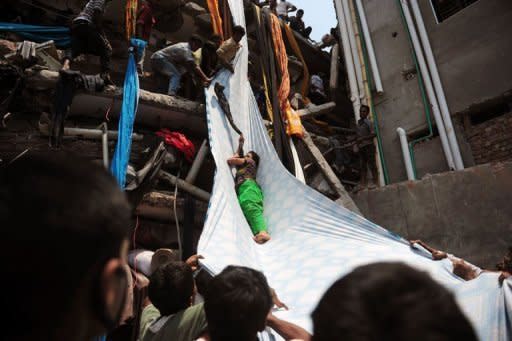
289;0;338;43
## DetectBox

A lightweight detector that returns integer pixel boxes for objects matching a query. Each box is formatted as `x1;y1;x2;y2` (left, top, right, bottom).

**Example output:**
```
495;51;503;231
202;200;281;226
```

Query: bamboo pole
302;130;361;215
185;140;210;184
159;171;211;202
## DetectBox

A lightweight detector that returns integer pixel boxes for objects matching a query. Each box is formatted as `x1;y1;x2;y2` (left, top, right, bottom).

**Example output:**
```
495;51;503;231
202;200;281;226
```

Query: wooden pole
302;130;361;215
38;121;144;141
330;43;340;95
185;139;209;184
298;102;337;119
159;171;211;202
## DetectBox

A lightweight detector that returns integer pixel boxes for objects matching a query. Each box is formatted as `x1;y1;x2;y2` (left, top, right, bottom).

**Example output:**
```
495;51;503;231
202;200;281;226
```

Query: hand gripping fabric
198;1;512;340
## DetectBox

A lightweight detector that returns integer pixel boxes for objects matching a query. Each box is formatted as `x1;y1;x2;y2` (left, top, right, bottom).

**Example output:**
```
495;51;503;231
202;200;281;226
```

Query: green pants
237;179;268;235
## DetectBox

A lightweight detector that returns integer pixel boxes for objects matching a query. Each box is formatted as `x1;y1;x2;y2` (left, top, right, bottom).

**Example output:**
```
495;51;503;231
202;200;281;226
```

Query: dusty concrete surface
418;0;512;115
352;162;512;269
362;0;512;183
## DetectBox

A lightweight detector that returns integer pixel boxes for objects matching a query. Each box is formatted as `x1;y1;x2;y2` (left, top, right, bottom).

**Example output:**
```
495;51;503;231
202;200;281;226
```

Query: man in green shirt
139;258;207;341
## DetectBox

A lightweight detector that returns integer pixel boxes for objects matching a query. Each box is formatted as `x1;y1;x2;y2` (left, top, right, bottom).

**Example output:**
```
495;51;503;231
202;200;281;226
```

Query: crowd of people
61;0;247;98
3;151;510;341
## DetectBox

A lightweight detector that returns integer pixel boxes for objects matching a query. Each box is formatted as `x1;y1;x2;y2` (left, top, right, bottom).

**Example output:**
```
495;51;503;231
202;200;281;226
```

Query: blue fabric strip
0;22;71;48
110;38;146;189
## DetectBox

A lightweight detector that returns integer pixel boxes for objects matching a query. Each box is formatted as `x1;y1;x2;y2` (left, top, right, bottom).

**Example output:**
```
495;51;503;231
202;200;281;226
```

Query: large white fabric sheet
198;1;512;340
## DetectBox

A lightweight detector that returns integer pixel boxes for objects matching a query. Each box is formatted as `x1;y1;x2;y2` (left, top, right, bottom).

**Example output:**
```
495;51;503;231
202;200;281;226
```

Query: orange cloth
270;14;304;138
283;24;310;104
206;0;224;40
125;0;138;40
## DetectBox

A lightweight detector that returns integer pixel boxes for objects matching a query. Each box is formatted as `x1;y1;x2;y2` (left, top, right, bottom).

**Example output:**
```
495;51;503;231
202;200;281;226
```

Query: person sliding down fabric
228;134;271;244
216;25;246;73
63;0;114;86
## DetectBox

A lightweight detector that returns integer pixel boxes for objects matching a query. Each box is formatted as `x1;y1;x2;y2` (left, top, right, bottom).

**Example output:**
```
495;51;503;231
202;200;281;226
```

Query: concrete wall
352;162;512;269
362;0;512;183
467;111;512;164
417;0;512;114
364;0;429;183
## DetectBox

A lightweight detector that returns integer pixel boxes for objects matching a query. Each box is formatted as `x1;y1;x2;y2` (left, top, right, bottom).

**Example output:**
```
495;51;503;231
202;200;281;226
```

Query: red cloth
137;1;156;41
156;129;196;162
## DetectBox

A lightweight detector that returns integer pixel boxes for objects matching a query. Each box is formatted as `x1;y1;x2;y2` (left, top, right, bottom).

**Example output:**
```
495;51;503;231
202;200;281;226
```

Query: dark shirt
235;158;258;189
289;16;305;33
357;117;374;147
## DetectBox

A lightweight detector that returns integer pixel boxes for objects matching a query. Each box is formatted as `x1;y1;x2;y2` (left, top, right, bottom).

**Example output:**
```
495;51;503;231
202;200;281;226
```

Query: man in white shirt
150;35;212;96
276;0;297;21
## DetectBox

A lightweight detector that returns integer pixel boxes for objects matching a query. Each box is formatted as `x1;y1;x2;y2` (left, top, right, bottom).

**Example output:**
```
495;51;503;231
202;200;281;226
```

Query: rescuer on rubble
357;105;378;189
216;25;246;73
150;35;212;96
63;0;114;86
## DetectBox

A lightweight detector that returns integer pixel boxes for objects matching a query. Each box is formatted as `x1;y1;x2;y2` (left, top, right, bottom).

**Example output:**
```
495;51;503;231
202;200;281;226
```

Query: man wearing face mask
2;152;132;341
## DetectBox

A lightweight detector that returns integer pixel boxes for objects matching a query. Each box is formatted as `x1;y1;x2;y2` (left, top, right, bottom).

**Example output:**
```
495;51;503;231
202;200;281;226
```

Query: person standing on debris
216;25;246;73
289;9;312;39
276;0;297;21
63;0;114;85
2;152;132;341
228;134;271;244
136;0;156;75
150;35;212;96
357;105;378;188
310;73;327;105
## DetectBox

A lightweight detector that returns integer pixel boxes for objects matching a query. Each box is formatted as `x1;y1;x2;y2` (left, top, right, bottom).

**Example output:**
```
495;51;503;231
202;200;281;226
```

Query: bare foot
254;232;271;244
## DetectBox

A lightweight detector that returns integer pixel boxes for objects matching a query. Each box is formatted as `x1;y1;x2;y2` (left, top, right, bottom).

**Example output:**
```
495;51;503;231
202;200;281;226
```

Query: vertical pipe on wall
334;0;361;120
349;0;385;186
341;0;365;104
409;0;464;170
398;0;456;171
101;122;109;169
397;127;416;180
354;0;384;94
354;1;391;185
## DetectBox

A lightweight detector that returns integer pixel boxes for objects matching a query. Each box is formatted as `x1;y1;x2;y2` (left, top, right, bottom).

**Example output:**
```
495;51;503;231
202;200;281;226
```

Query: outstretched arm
194;65;212;86
410;239;447;260
267;314;311;341
228;135;246;165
